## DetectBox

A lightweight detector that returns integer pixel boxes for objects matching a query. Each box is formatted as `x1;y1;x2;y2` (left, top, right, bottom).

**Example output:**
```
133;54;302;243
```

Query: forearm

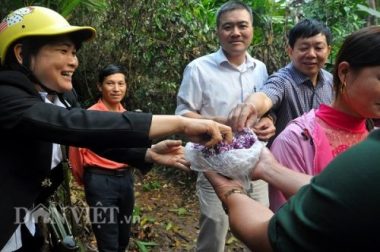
183;111;203;119
225;194;274;251
150;114;232;147
183;111;227;124
12;104;152;149
149;115;186;138
260;163;312;197
244;92;273;117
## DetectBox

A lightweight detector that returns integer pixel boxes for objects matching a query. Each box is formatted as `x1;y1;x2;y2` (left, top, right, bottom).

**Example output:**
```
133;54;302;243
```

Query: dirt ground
71;168;247;251
129;169;247;251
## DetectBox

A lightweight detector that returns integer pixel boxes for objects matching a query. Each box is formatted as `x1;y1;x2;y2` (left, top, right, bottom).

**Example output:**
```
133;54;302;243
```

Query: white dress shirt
175;47;268;117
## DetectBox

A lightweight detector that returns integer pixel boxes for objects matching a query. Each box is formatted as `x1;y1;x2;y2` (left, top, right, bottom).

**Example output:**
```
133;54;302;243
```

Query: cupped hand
149;139;190;171
250;147;278;180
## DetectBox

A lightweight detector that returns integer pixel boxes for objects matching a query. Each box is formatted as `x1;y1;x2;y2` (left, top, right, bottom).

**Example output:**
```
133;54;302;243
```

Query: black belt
85;166;130;177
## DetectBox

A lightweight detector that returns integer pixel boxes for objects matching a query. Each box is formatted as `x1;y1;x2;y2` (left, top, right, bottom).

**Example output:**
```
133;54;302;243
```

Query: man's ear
13;44;23;64
287;45;293;58
97;83;102;92
327;45;332;56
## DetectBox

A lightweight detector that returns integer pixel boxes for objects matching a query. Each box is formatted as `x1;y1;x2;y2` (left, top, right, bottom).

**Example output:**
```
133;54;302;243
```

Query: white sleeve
175;63;203;115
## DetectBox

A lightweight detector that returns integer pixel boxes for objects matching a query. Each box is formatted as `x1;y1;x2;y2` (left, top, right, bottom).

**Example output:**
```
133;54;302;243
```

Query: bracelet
222;188;247;214
224;188;246;200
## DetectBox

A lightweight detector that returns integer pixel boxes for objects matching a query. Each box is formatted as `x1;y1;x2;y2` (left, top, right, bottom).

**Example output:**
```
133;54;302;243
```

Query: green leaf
60;0;82;17
81;0;108;9
226;236;238;245
165;221;173;231
177;207;187;216
169;207;188;216
142;181;161;191
135;240;148;252
135;240;158;252
357;4;380;18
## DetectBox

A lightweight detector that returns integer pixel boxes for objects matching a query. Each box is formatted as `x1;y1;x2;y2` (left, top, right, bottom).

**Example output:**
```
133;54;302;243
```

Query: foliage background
1;0;379;113
1;0;379;250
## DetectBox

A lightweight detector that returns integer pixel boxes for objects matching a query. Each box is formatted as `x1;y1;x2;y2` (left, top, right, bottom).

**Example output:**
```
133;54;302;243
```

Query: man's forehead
221;20;250;25
295;34;328;44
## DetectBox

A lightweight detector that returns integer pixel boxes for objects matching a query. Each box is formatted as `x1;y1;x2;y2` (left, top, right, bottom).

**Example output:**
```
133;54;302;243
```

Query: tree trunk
368;0;378;25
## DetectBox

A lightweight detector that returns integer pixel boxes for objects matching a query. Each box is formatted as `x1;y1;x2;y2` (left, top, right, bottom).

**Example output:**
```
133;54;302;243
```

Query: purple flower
192;128;256;158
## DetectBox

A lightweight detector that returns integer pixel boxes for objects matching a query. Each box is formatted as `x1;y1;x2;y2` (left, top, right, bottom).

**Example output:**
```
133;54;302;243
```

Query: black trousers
84;167;134;252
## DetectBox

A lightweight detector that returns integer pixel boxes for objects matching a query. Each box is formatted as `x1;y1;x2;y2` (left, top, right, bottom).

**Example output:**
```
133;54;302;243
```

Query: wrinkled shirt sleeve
175;64;203;116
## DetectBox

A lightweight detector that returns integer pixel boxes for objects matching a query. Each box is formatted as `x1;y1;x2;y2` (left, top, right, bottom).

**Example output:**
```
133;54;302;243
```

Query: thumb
245;114;258;128
165;139;183;147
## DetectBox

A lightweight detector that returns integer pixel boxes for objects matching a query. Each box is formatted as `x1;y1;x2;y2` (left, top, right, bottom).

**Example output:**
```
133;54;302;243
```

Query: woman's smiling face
30;37;78;93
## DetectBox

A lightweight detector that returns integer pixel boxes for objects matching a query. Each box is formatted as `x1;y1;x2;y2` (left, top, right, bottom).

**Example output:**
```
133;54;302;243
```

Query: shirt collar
39;92;66;107
287;62;328;87
97;98;126;112
214;47;256;70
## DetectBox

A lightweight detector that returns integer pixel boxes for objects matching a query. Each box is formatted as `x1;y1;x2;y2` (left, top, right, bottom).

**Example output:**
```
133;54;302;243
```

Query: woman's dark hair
3;34;82;70
98;64;127;84
333;26;380;98
288;19;332;48
1;34;83;93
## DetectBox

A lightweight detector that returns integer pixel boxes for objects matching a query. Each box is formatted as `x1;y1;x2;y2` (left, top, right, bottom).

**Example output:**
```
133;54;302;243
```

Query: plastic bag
185;128;265;189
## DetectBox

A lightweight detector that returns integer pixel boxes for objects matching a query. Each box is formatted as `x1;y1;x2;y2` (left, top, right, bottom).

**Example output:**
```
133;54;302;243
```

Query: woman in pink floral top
269;27;380;212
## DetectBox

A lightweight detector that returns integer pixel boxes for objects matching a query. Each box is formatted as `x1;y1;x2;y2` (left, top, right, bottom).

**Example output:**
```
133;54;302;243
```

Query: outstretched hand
148;140;190;171
182;117;233;147
227;103;259;132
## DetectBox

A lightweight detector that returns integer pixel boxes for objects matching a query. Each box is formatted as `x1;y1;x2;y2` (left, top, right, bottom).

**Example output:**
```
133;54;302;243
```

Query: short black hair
98;64;127;83
288;19;332;48
216;0;253;28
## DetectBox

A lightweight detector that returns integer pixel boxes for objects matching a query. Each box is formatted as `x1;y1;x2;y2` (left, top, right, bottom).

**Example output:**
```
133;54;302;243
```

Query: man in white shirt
175;1;274;251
